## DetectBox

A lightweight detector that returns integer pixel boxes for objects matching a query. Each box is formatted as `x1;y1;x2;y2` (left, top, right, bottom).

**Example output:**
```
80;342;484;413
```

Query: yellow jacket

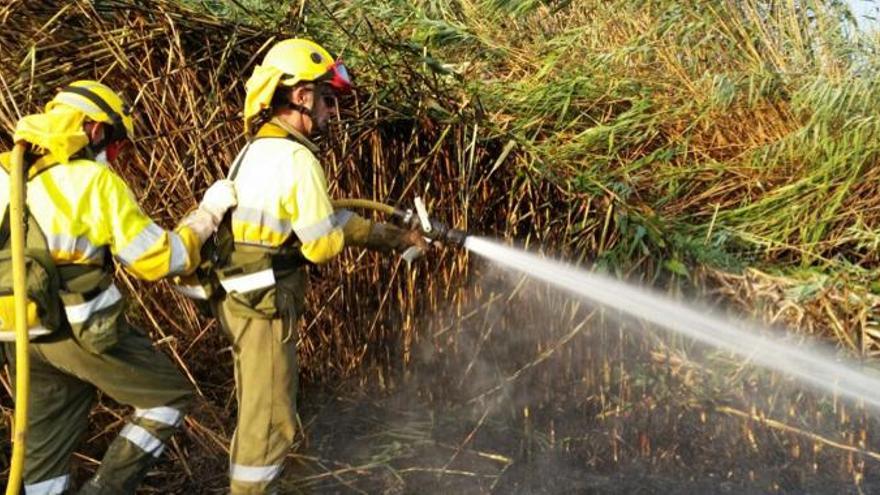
230;121;348;263
0;152;202;281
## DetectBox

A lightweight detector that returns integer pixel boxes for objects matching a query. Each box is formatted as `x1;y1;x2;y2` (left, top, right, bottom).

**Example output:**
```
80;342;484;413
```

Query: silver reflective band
172;283;209;300
234;206;292;234
333;209;354;228
168;232;188;275
220;269;275;293
25;474;70;495
118;223;164;266
135;406;182;427
120;424;165;458
0;327;52;342
64;285;122;324
230;463;283;483
294;215;336;243
45;233;102;261
52;92;104;118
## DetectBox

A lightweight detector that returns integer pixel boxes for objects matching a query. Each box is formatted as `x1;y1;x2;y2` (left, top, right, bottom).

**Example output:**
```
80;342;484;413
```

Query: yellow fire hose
6;142;29;495
331;198;402;217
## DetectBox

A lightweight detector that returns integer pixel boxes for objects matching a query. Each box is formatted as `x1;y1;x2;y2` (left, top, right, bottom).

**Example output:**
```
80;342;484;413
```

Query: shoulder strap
227;141;253;181
0;204;44;251
212;141;254;265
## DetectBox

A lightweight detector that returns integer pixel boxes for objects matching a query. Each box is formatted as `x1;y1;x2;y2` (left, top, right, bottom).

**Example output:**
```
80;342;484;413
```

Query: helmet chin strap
83;123;111;160
286;101;315;120
284;101;327;134
283;82;336;134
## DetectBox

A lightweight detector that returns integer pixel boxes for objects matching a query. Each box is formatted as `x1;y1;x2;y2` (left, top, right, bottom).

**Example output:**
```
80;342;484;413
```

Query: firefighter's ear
291;84;314;108
84;121;105;145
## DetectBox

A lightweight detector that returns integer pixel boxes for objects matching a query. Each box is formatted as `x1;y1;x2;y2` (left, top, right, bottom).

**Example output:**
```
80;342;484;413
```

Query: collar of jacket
256;118;320;154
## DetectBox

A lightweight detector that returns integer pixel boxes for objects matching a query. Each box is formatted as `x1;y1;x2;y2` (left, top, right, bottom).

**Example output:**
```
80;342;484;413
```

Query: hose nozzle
421;220;468;247
399;221;467;268
445;228;469;247
413;197;468;247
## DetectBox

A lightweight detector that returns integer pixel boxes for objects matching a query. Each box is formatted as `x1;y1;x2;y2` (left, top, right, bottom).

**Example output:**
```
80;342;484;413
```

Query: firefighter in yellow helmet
211;39;424;493
0;80;237;494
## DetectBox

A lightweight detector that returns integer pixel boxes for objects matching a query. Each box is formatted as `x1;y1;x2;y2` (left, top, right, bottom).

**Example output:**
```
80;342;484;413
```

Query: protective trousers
2;322;192;495
212;297;298;495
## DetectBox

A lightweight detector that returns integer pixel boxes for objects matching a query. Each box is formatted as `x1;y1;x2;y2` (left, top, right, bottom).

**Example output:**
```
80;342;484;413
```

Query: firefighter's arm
286;150;344;264
97;170;201;281
340;213;418;253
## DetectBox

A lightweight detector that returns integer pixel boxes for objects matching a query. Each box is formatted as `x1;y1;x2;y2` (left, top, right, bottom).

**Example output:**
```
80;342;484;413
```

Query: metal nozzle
421;219;468;247
444;228;468;247
401;197;468;248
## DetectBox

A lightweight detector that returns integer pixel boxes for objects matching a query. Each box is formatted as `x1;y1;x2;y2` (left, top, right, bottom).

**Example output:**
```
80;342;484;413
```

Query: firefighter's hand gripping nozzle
329;197;468;266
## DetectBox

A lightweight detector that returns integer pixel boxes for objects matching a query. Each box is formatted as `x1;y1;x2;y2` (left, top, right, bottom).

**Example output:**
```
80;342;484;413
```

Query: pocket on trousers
71;302;126;355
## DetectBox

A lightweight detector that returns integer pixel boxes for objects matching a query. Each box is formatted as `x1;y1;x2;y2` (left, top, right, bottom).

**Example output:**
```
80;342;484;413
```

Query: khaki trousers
213;297;298;495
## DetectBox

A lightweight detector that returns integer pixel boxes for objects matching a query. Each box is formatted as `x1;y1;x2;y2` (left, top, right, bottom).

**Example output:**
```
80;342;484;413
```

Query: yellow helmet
263;38;351;90
244;38;351;133
45;80;134;141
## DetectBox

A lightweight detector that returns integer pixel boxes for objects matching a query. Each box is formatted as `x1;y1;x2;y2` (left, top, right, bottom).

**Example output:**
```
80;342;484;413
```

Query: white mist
464;236;880;409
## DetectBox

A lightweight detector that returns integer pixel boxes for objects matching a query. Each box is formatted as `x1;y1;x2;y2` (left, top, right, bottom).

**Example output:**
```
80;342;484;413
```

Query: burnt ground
270;379;880;495
3;364;880;494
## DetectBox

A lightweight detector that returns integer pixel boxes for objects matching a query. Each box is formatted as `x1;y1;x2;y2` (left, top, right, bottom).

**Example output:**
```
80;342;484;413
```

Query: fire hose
6;142;29;495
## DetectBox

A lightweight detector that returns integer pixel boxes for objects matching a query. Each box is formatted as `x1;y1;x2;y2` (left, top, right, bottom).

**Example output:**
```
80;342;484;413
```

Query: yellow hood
13;106;88;164
244;63;285;135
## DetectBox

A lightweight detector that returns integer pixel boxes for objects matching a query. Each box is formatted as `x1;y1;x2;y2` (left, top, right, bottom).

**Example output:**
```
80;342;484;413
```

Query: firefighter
0;80;237;494
214;38;425;493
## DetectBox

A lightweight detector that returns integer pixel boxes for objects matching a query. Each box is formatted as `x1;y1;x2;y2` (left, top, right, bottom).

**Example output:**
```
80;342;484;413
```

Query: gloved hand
199;179;238;222
180;180;238;242
399;229;429;251
398;229;430;266
366;223;428;252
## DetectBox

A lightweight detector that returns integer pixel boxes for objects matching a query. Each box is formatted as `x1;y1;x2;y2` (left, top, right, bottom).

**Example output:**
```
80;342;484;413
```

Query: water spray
326;201;880;411
464;236;880;411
